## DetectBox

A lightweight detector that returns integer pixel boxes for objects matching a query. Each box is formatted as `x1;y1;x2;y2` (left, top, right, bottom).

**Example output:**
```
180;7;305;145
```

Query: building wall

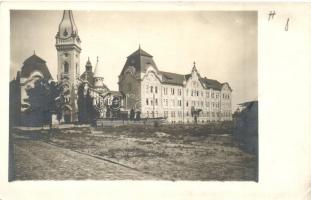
131;65;233;124
220;83;232;121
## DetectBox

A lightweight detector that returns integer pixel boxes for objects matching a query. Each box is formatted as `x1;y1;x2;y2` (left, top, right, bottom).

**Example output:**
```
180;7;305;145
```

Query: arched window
64;62;69;74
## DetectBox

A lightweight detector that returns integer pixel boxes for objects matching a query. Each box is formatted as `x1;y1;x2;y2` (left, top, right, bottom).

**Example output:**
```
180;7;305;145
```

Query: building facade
119;47;233;123
10;10;232;126
11;10;123;126
55;10;123;123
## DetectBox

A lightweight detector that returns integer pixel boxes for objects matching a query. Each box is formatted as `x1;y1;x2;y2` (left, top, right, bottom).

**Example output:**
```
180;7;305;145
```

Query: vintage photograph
9;10;258;181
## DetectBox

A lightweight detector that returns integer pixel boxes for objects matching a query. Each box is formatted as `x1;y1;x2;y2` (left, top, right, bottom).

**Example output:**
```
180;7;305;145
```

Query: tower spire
57;10;79;39
192;61;197;72
94;56;101;78
93;56;104;88
85;57;92;72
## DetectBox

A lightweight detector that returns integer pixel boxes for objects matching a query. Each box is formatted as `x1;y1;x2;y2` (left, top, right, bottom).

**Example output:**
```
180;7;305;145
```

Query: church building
10;10;123;126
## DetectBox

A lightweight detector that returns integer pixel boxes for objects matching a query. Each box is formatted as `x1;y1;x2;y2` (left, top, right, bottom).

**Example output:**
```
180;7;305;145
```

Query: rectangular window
150;86;153;93
171;88;175;95
155;98;158;106
178;100;182;106
178;89;182;96
155;86;158;93
146;98;149;105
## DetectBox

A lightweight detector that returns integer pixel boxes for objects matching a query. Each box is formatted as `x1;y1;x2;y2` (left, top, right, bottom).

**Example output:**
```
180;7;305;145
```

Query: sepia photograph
9;10;258;181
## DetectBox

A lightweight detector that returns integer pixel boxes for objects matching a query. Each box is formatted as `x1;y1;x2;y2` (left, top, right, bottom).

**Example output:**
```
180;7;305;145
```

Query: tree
26;79;61;126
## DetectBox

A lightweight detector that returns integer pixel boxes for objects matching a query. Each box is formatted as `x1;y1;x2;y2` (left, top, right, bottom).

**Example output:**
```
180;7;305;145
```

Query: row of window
146;98;158;106
145;111;231;118
187;101;220;108
145;85;229;99
223;93;230;99
146;98;223;108
148;85;182;96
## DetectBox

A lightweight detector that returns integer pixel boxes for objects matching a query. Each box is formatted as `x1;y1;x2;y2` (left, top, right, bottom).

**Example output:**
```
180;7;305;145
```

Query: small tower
55;10;81;123
85;57;92;72
93;57;104;88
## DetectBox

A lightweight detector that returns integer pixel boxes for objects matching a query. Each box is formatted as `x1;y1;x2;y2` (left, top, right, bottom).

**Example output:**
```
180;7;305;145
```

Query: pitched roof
185;74;191;81
221;82;233;91
127;47;153;58
199;77;222;90
238;101;258;107
120;47;158;75
21;54;52;80
160;71;185;86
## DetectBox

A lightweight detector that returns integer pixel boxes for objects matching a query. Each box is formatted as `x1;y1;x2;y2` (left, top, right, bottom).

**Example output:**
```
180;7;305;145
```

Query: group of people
129;108;141;120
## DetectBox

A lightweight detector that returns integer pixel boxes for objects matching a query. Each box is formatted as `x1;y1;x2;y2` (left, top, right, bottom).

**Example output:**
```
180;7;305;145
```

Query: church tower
55;10;81;122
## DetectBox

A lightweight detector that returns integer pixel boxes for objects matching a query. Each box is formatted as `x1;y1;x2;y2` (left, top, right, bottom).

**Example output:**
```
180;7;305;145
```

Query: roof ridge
160;70;185;76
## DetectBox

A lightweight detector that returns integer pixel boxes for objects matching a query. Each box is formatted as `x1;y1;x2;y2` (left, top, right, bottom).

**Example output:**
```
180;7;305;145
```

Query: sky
10;10;257;110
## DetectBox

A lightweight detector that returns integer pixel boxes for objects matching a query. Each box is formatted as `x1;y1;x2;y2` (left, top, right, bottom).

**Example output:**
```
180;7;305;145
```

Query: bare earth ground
11;124;258;181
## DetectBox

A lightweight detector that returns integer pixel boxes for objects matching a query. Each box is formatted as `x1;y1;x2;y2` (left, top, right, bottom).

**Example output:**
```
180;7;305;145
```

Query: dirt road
12;138;155;180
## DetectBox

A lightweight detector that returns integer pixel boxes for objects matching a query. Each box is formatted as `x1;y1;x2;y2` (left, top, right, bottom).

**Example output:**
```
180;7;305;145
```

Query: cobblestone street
12;138;155;180
10;125;257;181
